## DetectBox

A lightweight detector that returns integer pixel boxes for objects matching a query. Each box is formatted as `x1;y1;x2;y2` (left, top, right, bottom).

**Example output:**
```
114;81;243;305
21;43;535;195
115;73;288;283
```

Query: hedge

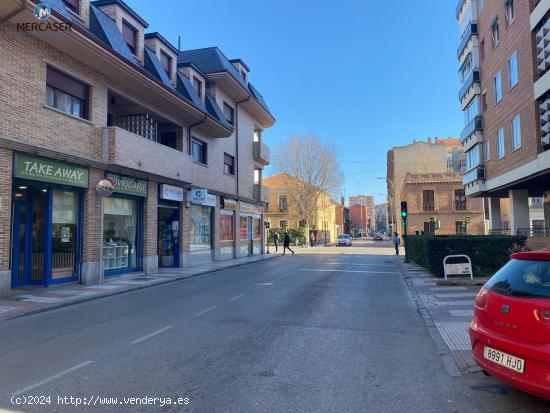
405;235;527;278
267;227;306;246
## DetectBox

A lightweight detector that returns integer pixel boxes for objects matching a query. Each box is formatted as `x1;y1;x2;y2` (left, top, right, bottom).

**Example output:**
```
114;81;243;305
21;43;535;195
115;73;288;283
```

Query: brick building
387;138;466;235
0;0;274;296
400;173;485;235
263;174;338;245
456;0;549;240
335;204;350;236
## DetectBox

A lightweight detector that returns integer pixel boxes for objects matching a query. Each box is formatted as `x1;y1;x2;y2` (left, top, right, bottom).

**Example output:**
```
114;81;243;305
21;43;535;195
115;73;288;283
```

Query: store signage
221;197;237;210
190;188;207;203
95;179;115;197
240;202;263;215
14;154;89;188
106;173;148;197
202;194;216;207
160;184;184;202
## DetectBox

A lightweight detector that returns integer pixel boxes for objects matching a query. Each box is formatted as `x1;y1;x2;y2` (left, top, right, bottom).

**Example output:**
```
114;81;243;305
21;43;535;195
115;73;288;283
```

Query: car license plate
483;346;524;374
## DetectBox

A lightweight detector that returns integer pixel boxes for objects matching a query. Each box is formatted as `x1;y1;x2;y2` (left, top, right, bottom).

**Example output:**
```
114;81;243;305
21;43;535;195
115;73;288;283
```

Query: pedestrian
283;231;295;255
392;232;401;255
273;231;280;253
310;232;315;247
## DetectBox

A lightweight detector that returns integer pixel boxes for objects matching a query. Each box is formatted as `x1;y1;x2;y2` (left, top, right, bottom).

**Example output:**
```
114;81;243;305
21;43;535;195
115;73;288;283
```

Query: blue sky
128;0;462;205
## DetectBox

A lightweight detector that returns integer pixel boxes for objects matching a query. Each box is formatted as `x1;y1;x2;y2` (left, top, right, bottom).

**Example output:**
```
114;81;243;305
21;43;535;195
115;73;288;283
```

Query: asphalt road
0;240;549;412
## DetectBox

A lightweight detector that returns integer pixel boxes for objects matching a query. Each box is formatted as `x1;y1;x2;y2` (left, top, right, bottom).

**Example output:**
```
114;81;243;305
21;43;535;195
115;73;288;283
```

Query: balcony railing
253;142;270;165
517;227;550;237
457;22;478;59
459;69;480;101
461;116;483;142
455;202;467;211
490;229;512;235
463;165;485;185
423;203;435;212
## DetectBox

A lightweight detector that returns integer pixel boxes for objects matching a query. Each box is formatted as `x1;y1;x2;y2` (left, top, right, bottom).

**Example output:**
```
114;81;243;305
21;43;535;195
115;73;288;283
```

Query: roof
178;47;272;115
403;172;462;184
144;32;179;55
262;173;301;189
229;58;250;72
144;46;174;89
91;0;149;27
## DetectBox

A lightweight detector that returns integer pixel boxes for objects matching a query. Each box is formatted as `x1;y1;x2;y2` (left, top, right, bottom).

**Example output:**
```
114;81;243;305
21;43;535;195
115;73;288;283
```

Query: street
0;240;549;413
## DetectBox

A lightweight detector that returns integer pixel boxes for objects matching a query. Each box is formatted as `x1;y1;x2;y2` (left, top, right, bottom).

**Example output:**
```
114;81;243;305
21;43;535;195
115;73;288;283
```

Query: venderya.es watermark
15;3;72;32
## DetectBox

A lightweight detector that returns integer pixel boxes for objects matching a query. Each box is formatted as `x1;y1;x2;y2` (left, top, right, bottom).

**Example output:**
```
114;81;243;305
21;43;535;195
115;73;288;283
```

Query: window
505;0;515;26
62;0;79;13
254;168;261;184
240;69;247;81
224;153;235;175
497;128;505;159
279;220;288;228
466;145;481;170
103;197;139;272
122;20;137;54
485;140;491;160
485;259;550;299
190;205;212;251
508;52;518;89
223;102;234;124
160;50;171;76
464;96;479;125
491;19;500;48
479;0;484;12
191;138;207;164
253;129;262;142
511;115;521;150
219;213;234;241
455;189;467;211
494;72;502;103
481;90;487;112
423;190;435;211
46;66;89;119
278;195;288;211
460;54;473;83
192;76;202;99
480;39;485;61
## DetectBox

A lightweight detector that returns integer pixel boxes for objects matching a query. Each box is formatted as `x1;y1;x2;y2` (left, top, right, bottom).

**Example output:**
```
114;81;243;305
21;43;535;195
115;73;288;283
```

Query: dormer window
122;20;137;54
240;70;247;81
192;76;202;100
62;0;79;13
160;50;171;76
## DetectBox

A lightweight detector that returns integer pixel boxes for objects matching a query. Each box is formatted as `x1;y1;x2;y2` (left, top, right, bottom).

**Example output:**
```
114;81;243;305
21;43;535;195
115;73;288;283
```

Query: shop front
239;202;263;257
11;154;88;287
102;173;146;276
158;184;183;268
189;190;216;265
219;197;237;261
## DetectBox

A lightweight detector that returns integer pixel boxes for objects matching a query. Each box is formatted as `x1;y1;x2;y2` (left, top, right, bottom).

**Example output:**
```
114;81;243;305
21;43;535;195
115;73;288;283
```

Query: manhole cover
471;385;508;395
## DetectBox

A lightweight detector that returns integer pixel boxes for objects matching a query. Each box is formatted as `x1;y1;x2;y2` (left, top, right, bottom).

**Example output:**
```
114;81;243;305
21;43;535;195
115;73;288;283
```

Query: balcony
422;203;435;212
106;126;190;180
461;116;483;141
462;165;485;185
253;184;269;203
457;22;478;59
253;142;270;165
459;69;480;101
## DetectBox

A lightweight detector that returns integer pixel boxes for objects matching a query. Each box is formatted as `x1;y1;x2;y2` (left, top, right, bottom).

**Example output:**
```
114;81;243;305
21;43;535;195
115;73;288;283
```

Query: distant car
336;234;352;246
373;234;384;241
470;250;550;400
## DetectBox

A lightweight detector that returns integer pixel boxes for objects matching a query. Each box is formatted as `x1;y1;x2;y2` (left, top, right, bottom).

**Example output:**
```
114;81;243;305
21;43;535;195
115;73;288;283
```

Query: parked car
469;251;550;400
373;234;384;241
336;234;352;246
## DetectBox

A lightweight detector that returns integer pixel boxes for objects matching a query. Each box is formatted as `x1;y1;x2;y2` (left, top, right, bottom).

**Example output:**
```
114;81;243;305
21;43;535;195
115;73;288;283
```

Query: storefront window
190;204;212;251
240;216;249;240
220;213;234;241
52;190;78;279
103;197;138;272
253;217;261;240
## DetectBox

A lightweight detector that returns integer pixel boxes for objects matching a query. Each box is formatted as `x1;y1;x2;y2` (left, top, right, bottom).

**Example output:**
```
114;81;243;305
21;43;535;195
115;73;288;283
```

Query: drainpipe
187;114;208;156
234;96;251;197
0;0;26;25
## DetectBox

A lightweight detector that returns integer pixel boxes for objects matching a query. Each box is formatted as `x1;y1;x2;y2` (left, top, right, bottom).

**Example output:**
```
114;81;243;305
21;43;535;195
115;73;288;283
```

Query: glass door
248;217;253;256
51;190;79;280
11;199;31;287
158;206;179;268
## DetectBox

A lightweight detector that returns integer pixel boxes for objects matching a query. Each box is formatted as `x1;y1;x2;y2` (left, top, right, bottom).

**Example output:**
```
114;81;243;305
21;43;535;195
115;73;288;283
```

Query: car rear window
338;235;348;239
486;259;550;299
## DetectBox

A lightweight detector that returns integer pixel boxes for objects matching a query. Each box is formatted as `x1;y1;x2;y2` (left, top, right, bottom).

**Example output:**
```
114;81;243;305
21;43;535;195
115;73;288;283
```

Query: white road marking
325;263;395;267
435;292;478;298
12;361;93;395
300;269;399;274
194;306;218;317
430;287;468;291
255;282;273;290
271;269;301;282
229;294;245;301
131;326;172;344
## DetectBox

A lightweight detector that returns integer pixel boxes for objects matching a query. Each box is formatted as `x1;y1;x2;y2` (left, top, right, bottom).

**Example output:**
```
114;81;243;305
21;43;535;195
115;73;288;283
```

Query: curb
1;254;282;324
397;259;462;378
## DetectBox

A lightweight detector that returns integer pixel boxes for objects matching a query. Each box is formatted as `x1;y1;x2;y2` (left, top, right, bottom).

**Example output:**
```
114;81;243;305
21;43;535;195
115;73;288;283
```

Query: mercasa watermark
13;3;72;32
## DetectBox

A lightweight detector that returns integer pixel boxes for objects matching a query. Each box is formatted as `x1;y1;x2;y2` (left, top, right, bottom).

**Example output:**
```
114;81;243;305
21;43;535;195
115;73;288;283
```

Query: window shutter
46;66;88;100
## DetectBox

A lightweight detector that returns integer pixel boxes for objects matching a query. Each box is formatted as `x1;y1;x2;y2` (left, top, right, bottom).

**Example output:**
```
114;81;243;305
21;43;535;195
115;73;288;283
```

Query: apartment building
386;138;465;234
400;173;485;235
0;0;275;296
456;0;550;239
335;204;350;236
263;174;338;245
349;195;374;236
375;203;388;233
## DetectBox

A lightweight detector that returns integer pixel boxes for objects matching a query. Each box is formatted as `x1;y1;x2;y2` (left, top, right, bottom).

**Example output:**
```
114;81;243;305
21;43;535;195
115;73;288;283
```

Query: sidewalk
0;253;280;323
400;260;483;375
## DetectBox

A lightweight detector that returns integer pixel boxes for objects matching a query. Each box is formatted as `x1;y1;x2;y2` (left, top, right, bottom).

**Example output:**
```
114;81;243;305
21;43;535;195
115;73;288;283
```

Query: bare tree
273;134;343;227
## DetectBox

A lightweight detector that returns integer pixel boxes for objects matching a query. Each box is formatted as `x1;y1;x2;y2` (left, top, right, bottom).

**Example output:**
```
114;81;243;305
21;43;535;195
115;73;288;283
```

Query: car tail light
535;310;550;323
475;288;488;310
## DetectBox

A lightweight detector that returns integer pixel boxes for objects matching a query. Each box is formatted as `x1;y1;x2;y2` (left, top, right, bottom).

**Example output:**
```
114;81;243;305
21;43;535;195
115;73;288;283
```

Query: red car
470;250;550;400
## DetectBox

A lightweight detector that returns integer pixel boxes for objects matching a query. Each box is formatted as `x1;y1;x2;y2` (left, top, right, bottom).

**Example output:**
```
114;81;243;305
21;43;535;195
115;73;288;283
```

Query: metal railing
489;229;512;235
454;202;467;211
423;203;435;212
517;227;550;237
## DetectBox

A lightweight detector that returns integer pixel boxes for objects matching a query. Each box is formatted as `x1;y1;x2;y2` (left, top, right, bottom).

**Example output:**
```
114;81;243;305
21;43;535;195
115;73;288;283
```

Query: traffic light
400;201;408;219
264;221;271;229
466;216;471;224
